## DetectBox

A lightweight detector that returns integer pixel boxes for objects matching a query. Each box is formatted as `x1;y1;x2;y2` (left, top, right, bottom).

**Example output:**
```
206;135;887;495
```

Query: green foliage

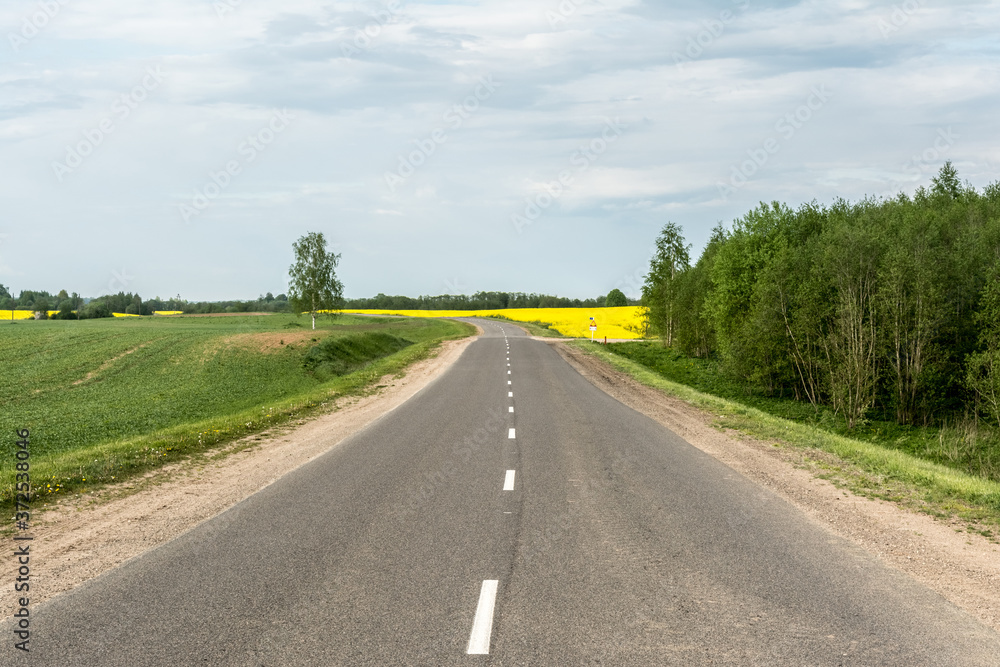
288;231;344;328
345;291;607;310
641;163;1000;432
967;266;1000;427
931;160;962;199
670;225;724;358
302;332;413;380
51;302;77;320
604;288;628;307
641;222;691;345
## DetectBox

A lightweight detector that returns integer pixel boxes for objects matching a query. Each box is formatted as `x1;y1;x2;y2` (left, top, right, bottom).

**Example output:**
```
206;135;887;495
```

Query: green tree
967;263;1000;427
641;222;691;346
759;221;831;406
823;203;882;429
604;288;628;307
875;198;949;424
931;161;962;200
288;231;344;330
673;224;726;358
705;202;797;391
33;296;51;318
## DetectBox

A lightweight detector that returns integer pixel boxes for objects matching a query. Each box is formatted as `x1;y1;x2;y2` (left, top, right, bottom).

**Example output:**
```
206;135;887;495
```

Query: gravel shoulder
7;335;475;612
553;340;1000;634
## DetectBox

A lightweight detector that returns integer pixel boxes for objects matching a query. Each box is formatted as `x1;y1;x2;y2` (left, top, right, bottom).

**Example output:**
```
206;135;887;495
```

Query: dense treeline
344;290;636;310
3;285;638;321
0;288;291;319
642;163;1000;430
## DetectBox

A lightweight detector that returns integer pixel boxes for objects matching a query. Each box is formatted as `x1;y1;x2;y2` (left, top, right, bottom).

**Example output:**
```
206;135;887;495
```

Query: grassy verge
571;340;1000;537
605;342;1000;482
2;315;474;510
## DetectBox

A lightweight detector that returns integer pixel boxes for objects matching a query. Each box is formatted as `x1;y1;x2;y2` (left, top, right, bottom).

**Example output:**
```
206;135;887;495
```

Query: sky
1;0;998;301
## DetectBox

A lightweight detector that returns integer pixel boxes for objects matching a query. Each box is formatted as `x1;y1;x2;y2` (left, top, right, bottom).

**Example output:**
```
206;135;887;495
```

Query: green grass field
1;314;473;505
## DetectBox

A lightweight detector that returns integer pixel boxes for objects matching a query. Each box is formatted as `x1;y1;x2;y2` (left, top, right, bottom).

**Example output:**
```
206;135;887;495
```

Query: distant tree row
344;290;638;311
0;288;84;316
641;163;1000;429
0;288;292;319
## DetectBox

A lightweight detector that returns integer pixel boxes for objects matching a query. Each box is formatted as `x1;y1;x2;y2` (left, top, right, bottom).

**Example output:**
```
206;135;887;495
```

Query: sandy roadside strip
7;334;476;612
554;340;1000;634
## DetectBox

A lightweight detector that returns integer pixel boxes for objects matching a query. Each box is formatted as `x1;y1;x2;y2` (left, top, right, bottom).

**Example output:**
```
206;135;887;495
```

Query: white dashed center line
508;392;513;397
508;428;515;439
467;580;499;655
509;406;514;413
503;470;516;491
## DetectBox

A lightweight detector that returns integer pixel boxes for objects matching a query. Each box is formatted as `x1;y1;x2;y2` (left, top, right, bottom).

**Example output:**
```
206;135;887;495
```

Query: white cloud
0;0;997;299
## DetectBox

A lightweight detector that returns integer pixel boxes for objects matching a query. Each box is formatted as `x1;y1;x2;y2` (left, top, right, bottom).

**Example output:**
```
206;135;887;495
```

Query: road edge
551;339;1000;634
6;334;479;612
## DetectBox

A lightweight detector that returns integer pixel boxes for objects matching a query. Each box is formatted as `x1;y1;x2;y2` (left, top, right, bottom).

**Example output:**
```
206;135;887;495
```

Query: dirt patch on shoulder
553;341;1000;633
222;330;319;353
11;336;475;612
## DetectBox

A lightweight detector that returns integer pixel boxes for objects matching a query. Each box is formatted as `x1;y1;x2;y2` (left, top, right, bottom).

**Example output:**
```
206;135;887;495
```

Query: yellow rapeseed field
342;306;649;339
0;310;37;320
0;310;64;319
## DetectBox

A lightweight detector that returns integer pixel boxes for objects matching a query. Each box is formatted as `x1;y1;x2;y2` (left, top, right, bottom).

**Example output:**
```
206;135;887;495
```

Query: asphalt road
6;320;1000;665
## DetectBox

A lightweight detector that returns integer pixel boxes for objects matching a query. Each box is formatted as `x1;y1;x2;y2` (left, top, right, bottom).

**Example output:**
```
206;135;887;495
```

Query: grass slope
1;314;473;505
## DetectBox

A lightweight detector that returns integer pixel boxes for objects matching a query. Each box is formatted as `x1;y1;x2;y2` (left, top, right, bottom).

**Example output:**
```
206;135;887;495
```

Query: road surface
5;320;1000;665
